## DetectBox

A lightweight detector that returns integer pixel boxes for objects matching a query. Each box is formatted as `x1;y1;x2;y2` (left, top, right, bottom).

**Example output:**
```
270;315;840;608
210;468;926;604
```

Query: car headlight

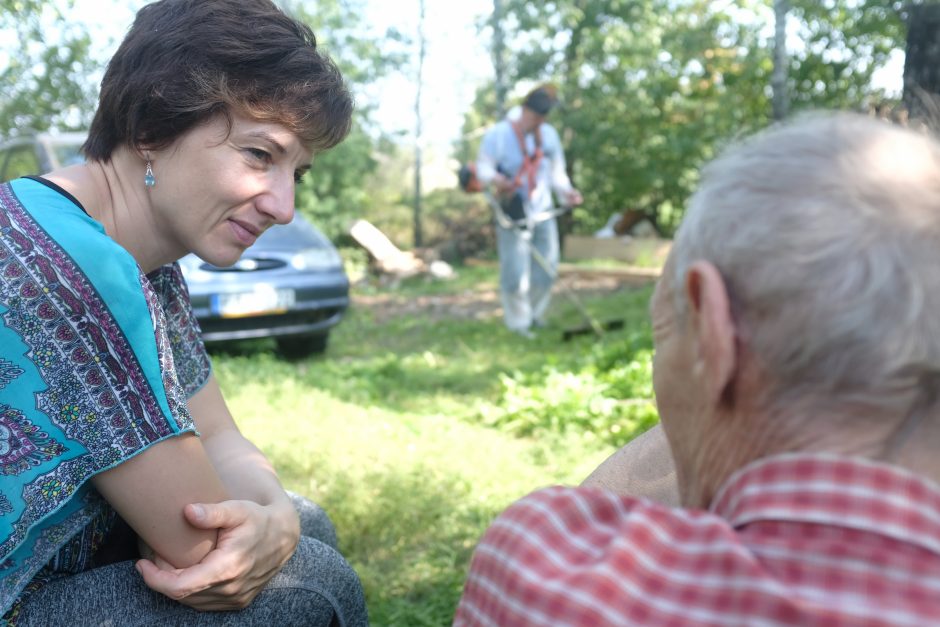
291;247;342;270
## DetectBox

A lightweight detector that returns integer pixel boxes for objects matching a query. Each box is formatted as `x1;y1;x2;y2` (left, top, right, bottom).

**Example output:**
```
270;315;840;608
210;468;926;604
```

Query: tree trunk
558;15;589;252
492;0;508;118
903;2;940;131
771;0;789;121
413;0;426;248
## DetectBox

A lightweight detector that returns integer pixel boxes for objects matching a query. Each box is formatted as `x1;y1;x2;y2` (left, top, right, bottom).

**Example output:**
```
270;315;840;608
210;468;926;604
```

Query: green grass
209;265;658;626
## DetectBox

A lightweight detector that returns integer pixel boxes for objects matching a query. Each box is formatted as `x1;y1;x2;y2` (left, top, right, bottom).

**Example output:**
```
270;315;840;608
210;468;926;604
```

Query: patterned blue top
0;178;212;617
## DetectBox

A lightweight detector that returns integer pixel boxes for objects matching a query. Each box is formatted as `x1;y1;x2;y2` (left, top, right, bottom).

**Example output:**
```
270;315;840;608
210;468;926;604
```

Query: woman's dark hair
83;0;353;160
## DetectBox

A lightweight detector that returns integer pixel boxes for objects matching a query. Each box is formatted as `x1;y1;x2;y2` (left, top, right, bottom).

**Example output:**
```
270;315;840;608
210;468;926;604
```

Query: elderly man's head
654;113;940;508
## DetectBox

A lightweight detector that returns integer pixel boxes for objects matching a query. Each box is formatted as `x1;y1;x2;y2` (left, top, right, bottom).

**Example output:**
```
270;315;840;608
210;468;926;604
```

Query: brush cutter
483;191;624;340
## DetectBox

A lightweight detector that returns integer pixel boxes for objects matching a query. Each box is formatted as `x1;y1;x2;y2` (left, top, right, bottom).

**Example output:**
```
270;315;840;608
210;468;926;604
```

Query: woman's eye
247;148;271;163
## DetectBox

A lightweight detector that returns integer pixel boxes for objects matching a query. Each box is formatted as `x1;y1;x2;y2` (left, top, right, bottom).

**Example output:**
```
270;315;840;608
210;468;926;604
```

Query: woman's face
147;113;312;268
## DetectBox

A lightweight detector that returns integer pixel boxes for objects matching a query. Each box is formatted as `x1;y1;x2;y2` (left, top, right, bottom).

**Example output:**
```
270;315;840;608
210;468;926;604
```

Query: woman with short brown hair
0;1;364;624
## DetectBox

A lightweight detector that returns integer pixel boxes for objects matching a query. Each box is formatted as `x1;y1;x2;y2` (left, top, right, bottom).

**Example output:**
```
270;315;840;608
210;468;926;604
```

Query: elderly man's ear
684;261;737;406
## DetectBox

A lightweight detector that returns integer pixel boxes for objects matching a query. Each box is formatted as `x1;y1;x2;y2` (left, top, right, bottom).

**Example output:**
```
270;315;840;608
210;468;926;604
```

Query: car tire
276;333;329;358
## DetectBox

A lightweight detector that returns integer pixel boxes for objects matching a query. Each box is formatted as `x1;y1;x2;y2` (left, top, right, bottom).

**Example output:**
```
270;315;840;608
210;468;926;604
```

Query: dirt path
351;267;658;323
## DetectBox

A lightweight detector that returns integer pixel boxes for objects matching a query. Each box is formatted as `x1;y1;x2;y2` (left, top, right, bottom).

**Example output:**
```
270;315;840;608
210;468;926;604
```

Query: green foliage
479;332;658;446
316;135;494;258
295;121;379;243
284;0;408;89
0;0;99;137
787;0;906;111
406;188;493;260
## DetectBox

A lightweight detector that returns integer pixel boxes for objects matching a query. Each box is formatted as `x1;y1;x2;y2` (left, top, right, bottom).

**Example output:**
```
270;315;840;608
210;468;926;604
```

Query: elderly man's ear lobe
684;261;737;404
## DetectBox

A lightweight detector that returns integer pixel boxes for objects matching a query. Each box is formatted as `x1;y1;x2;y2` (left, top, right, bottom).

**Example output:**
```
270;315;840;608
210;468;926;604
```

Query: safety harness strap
509;122;543;198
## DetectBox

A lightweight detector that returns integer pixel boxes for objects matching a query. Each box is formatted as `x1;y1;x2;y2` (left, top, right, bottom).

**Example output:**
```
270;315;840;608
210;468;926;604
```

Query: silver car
0;132;349;357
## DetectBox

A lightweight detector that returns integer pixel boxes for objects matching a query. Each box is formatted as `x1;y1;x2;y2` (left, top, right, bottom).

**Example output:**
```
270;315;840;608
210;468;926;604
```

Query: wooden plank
563;235;671;265
557;264;660;286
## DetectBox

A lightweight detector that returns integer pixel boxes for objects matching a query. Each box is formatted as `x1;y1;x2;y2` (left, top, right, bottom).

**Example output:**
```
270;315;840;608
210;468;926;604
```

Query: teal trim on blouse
8;178;179;428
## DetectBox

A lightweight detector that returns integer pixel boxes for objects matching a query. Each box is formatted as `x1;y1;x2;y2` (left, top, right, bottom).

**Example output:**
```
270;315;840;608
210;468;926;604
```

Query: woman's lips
229;219;260;246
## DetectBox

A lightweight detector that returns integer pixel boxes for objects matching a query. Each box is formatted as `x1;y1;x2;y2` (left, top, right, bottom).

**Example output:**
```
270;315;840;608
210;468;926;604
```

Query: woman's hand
136;498;301;610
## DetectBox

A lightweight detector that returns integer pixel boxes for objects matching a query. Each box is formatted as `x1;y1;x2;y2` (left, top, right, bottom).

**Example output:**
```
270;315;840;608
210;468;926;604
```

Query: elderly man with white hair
454;113;940;626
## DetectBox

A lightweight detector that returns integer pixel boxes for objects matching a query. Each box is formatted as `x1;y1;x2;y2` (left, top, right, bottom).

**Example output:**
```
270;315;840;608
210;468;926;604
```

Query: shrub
478;331;659;447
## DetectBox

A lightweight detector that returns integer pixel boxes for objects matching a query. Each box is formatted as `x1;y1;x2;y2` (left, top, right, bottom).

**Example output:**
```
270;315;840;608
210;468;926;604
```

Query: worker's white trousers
496;215;559;332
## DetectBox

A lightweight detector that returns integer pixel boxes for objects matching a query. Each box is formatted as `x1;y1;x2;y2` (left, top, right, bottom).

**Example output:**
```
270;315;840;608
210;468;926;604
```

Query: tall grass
210;266;658;625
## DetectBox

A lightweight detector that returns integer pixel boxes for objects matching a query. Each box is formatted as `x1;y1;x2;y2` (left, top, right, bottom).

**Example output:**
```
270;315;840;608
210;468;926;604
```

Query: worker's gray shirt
476;118;574;216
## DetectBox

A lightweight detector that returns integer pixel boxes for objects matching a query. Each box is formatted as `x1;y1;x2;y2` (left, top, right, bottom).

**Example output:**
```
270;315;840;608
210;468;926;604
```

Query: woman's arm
136;375;300;610
581;424;681;507
91;433;230;568
191;377;297;513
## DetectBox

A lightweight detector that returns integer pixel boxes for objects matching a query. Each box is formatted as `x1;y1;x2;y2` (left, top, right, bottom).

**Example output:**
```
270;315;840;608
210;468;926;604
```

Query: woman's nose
257;173;296;225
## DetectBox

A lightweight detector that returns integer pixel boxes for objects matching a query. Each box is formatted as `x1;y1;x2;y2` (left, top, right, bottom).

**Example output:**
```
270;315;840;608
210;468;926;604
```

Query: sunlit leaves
0;0;98;137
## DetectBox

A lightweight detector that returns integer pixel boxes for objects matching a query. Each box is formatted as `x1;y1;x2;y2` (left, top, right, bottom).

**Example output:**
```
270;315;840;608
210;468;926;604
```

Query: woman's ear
133;142;155;163
683;261;737;406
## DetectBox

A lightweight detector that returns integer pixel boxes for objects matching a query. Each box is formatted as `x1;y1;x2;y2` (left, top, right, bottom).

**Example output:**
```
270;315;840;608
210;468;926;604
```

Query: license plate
212;287;296;318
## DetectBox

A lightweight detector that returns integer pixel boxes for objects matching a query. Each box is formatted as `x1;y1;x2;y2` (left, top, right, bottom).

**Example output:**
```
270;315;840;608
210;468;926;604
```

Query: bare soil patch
351;267;657;324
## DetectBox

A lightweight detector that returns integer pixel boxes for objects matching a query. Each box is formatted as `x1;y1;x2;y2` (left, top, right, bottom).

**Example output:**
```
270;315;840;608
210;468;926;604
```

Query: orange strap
509;122;542;198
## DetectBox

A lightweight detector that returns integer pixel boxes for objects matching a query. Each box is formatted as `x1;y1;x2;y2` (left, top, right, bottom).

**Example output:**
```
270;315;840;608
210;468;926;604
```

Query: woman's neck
42;148;171;272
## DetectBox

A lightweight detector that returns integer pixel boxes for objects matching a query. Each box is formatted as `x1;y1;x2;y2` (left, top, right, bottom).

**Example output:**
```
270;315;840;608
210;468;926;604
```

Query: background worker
475;85;583;337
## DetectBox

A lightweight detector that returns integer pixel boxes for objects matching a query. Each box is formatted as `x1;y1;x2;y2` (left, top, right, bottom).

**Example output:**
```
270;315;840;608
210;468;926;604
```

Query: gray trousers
496;216;559;331
14;494;367;626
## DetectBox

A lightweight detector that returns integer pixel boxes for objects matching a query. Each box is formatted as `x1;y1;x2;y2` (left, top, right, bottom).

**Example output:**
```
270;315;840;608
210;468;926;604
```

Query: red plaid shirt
455;454;940;626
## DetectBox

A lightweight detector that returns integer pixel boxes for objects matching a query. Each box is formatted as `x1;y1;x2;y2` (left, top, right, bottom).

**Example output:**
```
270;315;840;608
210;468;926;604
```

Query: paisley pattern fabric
146;264;211;399
0;178;211;617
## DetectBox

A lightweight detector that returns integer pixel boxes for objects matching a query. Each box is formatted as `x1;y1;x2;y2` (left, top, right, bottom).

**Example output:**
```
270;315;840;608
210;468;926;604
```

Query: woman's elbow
142;527;219;569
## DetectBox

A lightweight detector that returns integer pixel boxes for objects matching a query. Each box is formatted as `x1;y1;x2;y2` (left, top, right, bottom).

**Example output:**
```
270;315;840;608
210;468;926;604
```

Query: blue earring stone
144;162;155;187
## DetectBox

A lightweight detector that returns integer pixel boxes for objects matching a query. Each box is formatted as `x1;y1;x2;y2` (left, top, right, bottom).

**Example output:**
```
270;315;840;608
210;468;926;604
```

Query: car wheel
277;333;329;358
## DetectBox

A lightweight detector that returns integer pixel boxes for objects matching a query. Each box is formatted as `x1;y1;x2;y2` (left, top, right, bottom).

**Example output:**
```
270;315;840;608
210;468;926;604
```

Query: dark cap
522;86;557;116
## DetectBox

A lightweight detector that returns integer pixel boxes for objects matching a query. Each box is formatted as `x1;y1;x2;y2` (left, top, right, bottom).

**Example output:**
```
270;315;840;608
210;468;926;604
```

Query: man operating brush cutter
469;85;617;340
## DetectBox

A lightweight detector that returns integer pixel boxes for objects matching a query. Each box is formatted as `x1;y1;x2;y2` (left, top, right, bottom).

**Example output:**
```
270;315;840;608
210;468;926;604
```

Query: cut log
349;219;455;280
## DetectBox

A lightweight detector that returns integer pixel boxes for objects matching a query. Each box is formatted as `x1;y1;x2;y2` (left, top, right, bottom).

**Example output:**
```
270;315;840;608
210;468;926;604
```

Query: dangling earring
144;160;155;188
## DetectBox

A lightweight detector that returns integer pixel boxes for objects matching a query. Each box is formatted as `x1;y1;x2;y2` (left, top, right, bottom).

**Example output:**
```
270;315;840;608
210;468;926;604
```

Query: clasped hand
136;499;301;610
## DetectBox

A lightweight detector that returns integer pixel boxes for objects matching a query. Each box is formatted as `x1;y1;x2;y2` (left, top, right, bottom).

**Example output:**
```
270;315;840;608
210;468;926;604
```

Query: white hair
672;112;940;416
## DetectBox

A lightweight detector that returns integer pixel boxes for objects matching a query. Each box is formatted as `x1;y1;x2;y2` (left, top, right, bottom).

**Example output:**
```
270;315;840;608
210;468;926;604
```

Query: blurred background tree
0;0;97;137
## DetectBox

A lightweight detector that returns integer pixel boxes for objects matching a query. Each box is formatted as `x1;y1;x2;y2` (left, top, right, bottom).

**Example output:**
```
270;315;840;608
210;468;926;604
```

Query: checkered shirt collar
711;452;940;556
